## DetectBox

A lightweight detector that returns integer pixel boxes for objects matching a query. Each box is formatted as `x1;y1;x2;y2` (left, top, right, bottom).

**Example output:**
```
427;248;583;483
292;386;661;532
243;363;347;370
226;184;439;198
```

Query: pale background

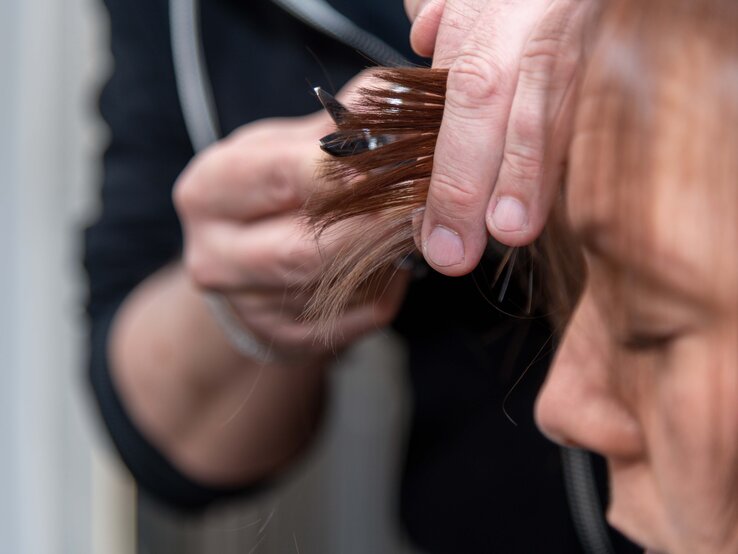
0;1;419;553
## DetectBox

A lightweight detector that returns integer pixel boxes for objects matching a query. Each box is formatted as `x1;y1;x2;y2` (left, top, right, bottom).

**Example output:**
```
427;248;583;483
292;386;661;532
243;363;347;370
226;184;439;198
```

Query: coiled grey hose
169;1;614;551
169;0;219;152
562;448;616;554
170;0;279;364
269;0;410;67
170;0;408;151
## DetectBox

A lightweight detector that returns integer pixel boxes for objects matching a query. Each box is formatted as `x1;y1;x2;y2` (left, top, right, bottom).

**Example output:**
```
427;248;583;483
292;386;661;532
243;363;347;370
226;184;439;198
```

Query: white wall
0;1;135;553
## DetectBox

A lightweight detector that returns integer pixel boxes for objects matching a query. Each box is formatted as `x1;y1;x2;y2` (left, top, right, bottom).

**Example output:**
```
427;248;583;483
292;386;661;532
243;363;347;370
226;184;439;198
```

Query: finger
408;0;446;57
175;71;384;224
226;308;326;356
228;288;316;318
302;268;410;350
430;0;486;68
224;272;406;330
422;0;548;276
488;0;588;246
185;214;362;291
404;0;429;20
174;117;326;222
184;215;321;290
236;270;410;353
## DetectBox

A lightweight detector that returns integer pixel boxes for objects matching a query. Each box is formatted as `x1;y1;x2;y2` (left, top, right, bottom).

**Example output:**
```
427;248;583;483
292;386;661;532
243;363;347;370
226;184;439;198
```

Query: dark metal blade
314;87;350;126
319;129;399;157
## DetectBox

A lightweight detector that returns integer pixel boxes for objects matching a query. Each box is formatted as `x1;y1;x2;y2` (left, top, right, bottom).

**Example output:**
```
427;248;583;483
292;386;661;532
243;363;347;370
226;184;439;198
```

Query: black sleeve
83;0;261;511
84;0;418;511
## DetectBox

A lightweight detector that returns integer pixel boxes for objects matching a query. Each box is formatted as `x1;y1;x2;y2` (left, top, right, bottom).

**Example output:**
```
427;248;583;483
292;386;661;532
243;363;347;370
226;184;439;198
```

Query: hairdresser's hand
405;0;597;275
174;112;408;362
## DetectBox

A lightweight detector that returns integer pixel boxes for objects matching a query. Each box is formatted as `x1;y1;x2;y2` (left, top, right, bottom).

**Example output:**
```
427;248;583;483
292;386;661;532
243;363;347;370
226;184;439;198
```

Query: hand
405;0;597;275
173;99;408;362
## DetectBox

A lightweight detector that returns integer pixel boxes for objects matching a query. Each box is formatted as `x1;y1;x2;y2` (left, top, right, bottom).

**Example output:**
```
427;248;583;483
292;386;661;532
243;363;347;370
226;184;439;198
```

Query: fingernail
423;225;465;267
491;197;528;233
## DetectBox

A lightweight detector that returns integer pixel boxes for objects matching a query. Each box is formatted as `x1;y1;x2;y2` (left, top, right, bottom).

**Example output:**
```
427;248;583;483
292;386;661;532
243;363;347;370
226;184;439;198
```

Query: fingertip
409;0;445;58
420;221;486;277
422;224;464;267
403;0;424;21
420;169;494;276
487;229;537;249
490;196;529;233
486;195;543;247
409;27;435;58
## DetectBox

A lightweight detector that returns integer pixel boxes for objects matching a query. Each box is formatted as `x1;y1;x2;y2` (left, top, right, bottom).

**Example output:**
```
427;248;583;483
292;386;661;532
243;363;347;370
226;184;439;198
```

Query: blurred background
0;0;125;552
0;1;418;553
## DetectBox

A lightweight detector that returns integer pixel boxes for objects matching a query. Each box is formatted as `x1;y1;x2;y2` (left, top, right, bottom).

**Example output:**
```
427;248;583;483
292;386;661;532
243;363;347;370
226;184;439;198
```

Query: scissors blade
314;87;350;126
319;129;399;157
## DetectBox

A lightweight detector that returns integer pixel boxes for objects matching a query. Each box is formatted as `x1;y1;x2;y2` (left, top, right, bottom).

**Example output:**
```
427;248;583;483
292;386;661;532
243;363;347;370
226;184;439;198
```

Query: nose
535;295;644;459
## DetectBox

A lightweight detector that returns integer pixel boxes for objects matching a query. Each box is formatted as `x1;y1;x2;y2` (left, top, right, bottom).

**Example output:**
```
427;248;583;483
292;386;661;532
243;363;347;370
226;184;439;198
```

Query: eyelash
619;331;680;352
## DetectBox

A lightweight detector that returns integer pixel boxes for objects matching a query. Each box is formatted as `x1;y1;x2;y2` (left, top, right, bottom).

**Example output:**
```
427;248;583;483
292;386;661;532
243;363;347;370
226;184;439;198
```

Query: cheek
640;332;738;547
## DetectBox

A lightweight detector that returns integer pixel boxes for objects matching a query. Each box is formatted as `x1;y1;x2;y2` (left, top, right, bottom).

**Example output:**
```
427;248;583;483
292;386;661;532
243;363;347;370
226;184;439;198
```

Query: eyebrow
574;222;711;307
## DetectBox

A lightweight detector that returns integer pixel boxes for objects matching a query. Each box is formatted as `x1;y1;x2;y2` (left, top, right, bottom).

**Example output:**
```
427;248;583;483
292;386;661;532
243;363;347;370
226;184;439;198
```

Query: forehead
567;85;738;300
563;2;738;305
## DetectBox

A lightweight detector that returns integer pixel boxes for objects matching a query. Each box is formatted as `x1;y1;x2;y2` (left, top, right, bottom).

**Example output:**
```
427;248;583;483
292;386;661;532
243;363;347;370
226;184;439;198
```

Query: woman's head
535;0;738;552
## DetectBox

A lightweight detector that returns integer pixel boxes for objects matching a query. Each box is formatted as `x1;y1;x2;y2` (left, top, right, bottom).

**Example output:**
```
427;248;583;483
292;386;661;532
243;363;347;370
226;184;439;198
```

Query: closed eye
619;330;682;353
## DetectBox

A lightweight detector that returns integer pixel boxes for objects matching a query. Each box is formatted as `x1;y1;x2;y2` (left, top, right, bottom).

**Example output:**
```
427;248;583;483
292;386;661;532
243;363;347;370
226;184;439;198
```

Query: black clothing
85;1;637;552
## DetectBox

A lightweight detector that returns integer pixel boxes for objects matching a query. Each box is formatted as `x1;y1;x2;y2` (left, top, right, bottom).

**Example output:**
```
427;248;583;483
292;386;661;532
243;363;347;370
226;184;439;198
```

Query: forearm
108;263;327;487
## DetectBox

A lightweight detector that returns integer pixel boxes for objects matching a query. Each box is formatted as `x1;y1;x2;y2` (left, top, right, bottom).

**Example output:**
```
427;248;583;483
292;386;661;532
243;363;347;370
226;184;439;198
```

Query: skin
113;2;597;487
110;74;408;486
535;71;738;554
405;0;599;274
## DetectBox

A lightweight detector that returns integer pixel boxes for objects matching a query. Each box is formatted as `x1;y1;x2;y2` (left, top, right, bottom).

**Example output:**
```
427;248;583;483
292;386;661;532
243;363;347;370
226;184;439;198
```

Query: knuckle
264;158;301;207
275;237;321;286
502;142;544;184
172;166;201;215
173;146;225;214
218;143;251;184
435;0;478;39
525;27;569;59
520;36;578;88
447;51;512;109
519;45;559;87
183;247;218;290
430;169;480;217
521;1;583;88
230;142;305;210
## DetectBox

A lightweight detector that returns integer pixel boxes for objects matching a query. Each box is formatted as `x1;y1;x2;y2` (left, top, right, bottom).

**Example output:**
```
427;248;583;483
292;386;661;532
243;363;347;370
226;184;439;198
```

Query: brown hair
558;0;738;319
302;68;447;335
303;0;738;335
302;67;579;335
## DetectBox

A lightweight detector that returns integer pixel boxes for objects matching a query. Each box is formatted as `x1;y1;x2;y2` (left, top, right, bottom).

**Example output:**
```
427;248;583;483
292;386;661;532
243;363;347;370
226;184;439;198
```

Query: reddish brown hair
303;0;738;335
302;68;447;334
